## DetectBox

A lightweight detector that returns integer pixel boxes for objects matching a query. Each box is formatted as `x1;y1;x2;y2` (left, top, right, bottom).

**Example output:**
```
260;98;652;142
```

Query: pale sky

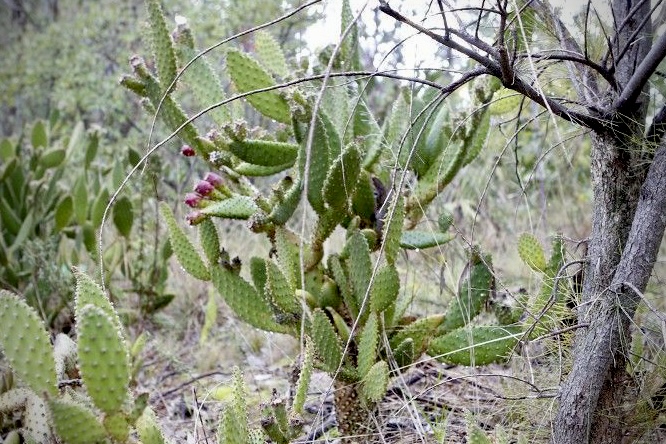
302;0;616;69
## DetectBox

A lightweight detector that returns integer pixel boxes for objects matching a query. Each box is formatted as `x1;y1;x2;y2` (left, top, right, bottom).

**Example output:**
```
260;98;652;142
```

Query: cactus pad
400;230;455;249
441;254;494;333
211;266;291;334
137;407;166;444
361;360;389;403
200;195;258;220
428;326;521;366
517;233;547;273
0;291;57;397
357;312;379;378
160;202;210;280
370;265;400;313
50;399;107;444
77;305;130;415
228;139;298;167
311;309;344;373
226;49;291;123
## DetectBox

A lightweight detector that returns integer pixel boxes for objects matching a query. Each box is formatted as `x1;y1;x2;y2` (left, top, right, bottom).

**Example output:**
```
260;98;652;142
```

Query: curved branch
524;52;616;88
613;31;666;113
378;1;499;69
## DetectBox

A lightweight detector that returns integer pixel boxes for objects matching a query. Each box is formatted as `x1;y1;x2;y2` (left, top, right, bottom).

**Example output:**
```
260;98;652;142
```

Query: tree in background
376;1;666;442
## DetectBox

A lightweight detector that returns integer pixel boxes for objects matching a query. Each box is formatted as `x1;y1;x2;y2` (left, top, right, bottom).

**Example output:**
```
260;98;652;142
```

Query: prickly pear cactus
0;272;166;444
121;0;527;439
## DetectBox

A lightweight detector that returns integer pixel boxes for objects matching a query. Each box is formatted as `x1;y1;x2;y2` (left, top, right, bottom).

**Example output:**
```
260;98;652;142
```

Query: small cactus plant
0;271;167;444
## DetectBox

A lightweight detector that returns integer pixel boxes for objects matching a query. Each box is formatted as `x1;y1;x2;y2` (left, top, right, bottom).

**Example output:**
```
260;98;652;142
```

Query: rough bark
551;1;662;442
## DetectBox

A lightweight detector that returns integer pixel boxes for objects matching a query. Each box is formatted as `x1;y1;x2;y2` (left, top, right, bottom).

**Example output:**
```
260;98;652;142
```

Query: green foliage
0;272;165;443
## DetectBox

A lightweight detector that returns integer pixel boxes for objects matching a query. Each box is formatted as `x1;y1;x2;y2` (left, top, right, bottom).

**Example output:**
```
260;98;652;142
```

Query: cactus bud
204;172;224;188
186;210;206;225
181;145;196;156
195;180;215;196
204;172;233;197
184;192;204;208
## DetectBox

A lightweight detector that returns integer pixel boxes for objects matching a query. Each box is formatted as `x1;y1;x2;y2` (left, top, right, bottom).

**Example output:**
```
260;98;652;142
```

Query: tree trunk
554;138;666;443
552;1;662;441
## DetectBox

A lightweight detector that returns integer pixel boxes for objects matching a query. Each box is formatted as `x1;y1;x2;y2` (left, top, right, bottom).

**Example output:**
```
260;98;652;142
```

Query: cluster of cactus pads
0;270;164;444
116;0;575;440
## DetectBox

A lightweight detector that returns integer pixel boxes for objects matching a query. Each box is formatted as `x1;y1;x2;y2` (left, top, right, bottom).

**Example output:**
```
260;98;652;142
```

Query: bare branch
378;1;499;69
522;52;616;88
613;31;666;113
609;0;661;69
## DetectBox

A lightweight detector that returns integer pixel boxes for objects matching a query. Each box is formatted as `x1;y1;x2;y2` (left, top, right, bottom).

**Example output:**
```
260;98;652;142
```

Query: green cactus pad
328;254;357;319
250;257;268;298
39;147;66;169
146;0;177;92
399;230;455;249
228;139;298;167
199;218;220;265
318;277;341;308
302;113;332;214
345;231;372;306
128;59;204;153
392;338;415;368
370;264;400;313
362;360;389;403
441;255;494;333
200;195;258;220
0;291;57;397
428;326;521;366
353;99;382;168
462;109;490;166
274;228;300;288
90;188;109;228
389;314;445;355
50;399;107;444
383;194;405;265
137;407;166;444
357;312;379;378
488;88;522;116
254;31;289;79
265;261;300;315
211;266;292;334
160;202;210;280
77;304;130;414
326;307;351;344
351;172;376;224
269;179;303;225
517;233;547;273
292;338;314;415
174;41;231;126
226;49;291;123
103;412;130;442
218;369;250;444
311;309;344;373
546;236;566;278
73;268;122;331
234;161;293;176
323;142;362;211
407;137;467;224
